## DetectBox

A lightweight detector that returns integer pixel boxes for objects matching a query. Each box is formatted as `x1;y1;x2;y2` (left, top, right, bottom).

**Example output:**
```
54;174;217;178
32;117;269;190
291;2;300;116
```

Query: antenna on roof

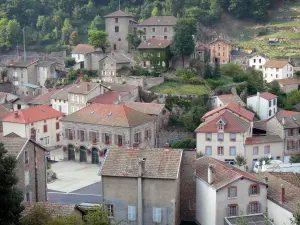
119;0;121;10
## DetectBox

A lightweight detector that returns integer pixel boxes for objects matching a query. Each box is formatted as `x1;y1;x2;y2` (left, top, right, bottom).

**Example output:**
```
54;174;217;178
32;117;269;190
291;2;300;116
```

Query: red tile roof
248;92;278;100
202;102;254;121
137;16;177;26
277;78;300;86
3;105;64;124
244;135;283;145
195;110;250;133
71;44;95;54
196;156;265;190
88;91;129;104
123;101;166;116
138;39;171;49
218;94;245;106
278;109;300;116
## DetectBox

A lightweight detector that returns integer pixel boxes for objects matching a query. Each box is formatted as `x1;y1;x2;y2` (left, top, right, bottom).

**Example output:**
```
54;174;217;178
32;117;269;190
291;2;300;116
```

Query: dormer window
218;124;224;131
216;118;226;131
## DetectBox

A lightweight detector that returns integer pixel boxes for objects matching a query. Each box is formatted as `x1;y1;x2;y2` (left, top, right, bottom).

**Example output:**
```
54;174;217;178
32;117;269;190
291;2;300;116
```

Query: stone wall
158;129;194;148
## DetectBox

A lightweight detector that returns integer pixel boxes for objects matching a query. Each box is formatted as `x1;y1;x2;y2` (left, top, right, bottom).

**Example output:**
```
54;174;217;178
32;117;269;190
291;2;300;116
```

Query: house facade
2;105;64;148
101;148;182;225
263;60;294;83
247;92;278;120
248;54;268;70
277;78;300;93
210;94;245;110
137;16;177;41
195;156;268;225
1;136;47;202
61;104;156;164
209;39;232;64
192;44;208;62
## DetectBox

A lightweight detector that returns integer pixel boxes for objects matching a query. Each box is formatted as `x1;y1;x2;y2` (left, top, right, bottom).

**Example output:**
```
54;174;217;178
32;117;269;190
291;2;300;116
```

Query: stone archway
91;148;99;164
68;145;75;161
79;146;87;162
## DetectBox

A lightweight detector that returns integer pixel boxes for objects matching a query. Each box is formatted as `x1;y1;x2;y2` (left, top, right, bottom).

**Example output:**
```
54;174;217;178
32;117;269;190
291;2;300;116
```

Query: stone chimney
281;184;285;203
14;111;18;119
208;164;214;185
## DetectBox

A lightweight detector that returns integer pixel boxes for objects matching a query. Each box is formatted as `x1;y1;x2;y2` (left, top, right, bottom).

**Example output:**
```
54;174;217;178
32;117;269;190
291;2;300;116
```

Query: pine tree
213;62;221;78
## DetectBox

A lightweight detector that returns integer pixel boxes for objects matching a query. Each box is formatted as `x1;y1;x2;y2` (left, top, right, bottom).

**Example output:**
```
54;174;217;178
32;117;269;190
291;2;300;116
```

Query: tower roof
104;10;133;18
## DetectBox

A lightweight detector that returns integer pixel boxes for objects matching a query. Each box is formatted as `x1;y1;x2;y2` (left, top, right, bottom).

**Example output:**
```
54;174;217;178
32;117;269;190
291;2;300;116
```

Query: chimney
282;117;285;125
264;176;268;184
281;184;285;203
14;111;18;119
10;59;14;65
208;164;214;184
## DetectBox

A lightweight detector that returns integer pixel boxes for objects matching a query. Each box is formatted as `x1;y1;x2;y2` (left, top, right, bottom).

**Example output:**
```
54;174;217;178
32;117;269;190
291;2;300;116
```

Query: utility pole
23;28;26;61
119;0;120;10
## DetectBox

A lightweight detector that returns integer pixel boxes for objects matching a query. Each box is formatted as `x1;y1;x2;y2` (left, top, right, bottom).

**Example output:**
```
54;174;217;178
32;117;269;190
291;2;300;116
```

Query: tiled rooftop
137;16;177;26
218;94;245;106
123;101;166;116
244;135;283;145
264;60;290;68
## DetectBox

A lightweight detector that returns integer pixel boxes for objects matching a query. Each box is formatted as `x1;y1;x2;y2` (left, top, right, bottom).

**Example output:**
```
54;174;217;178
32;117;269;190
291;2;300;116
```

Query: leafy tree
69;31;80;46
88;29;109;53
290;155;300;163
204;63;212;79
295;71;300;78
246;68;266;95
196;152;204;158
235;211;248;225
21;204;53;225
0;142;24;225
171;18;196;68
291;204;300;225
213;62;221;78
221;63;244;78
284;90;300;110
90;15;104;30
234;155;247;167
181;105;207;132
84;207;123;225
151;6;159;16
126;29;145;50
171;138;196;149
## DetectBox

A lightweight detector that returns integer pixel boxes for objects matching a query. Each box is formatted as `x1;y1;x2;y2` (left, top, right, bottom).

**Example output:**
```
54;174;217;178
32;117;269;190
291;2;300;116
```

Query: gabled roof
138;39;171;49
196;156;265;190
122;101;166;116
104;10;133;18
68;82;100;95
209;39;232;46
51;85;76;101
247;92;278;100
29;88;63;105
217;94;245;106
7;60;39;68
0;136;28;157
71;44;95;54
61;103;155;127
202;102;254;122
277;78;300;86
195;110;251;133
37;60;62;67
137;16;177;26
87;91;129;104
99;54;132;64
245;135;283;145
275;109;300;128
101;148;182;179
3;105;64;124
263;60;290;68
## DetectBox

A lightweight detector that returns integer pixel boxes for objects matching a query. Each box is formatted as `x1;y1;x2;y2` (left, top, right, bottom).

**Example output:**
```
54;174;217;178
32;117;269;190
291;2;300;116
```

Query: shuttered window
227;205;238;216
56;122;60;130
128;206;136;221
43;125;48;133
153;207;161;223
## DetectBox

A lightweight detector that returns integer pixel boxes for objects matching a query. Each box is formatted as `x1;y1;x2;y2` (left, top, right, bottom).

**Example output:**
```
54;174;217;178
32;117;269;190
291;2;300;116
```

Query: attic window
218;124;224;131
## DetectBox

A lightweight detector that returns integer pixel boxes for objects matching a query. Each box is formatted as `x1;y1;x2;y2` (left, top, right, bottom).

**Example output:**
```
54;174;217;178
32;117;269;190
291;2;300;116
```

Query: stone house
137;16;177;41
255;172;300;225
195;156;269;225
263;60;294;83
102;82;140;102
276;78;300;93
247;92;278;120
137;39;172;68
61;103;156;164
104;10;136;52
51;84;77;115
266;109;300;161
2;105;64;148
1;136;47;202
210;94;245;110
98;53;132;81
11;95;34;111
248;54;268;70
7;60;39;96
87;91;135;104
192;44;208;62
209;39;232;64
29;88;64;107
100;147;183;225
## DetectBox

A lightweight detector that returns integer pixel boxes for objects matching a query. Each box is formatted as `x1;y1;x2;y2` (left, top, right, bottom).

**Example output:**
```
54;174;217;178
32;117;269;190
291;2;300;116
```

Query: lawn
149;82;210;95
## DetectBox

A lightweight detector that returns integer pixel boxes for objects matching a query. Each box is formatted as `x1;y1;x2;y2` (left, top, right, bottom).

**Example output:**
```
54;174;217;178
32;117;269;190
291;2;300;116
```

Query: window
128;206;136;221
223;52;225;56
264;145;270;154
269;101;271;107
289;129;294;137
89;131;99;143
152;36;156;39
206;133;212;141
228;186;237;198
56;133;60;142
24;151;29;164
25;192;31;202
117;135;123;146
115;18;118;23
218;124;224;131
248;202;260;214
229;147;236;156
157;52;160;57
75;95;79;104
249;184;260;195
276;74;278;78
288;140;294;149
164;36;168;40
259;59;261;63
81;96;85;104
43;124;48;133
143;36;146;41
228;204;239;216
145;129;151;140
143;28;146;32
230;133;236;141
25;171;30;186
152;27;156;32
115;26;119;32
104;133;110;144
106;204;114;217
153;207;161;223
77;130;85;142
134;132;141;143
276;68;279;72
253;59;256;63
56;122;60;130
113;44;117;50
218;133;224;141
269;110;272;117
205;146;212;155
218;146;224;155
253;147;258;155
65;129;75;140
164;27;167;32
17;104;21;110
70;94;74;103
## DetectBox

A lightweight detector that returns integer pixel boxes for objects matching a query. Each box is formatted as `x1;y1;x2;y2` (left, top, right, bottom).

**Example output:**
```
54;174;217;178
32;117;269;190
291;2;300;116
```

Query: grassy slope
149;82;209;95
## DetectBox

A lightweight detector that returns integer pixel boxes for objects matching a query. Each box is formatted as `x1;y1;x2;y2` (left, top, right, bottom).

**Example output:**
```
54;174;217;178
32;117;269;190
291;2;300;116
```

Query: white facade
249;55;267;70
210;96;224;109
247;94;277;120
71;53;85;63
51;99;69;115
263;63;293;83
267;199;293;225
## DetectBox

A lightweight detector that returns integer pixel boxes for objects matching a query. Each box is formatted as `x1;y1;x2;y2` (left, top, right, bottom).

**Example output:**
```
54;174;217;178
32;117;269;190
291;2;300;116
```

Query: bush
64;58;76;67
171;138;196;149
290;155;300;163
206;79;227;89
164;76;205;85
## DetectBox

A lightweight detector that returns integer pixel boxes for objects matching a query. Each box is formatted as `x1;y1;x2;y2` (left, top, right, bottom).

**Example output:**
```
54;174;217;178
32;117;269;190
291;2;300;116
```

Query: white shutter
153;207;161;223
25;171;30;186
128;206;136;221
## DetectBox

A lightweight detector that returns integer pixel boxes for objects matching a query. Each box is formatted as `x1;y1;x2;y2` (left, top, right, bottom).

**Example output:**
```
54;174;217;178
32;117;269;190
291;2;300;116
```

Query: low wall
96;76;164;88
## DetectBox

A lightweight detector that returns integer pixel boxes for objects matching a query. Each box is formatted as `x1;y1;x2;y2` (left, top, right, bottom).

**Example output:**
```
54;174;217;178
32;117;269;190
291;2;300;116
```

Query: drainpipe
34;143;38;202
138;158;146;225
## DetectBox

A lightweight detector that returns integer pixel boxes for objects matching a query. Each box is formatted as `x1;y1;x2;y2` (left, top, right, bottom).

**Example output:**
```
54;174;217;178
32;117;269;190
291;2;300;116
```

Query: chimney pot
281;184;285;203
208;164;214;185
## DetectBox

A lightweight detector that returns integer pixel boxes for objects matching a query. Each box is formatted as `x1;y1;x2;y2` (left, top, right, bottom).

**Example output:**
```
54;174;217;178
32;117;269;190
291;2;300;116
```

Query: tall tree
61;18;73;45
90;15;104;30
126;29;145;50
0;142;24;225
69;31;80;46
88;29;109;53
246;68;266;95
171;18;196;68
213;62;221;78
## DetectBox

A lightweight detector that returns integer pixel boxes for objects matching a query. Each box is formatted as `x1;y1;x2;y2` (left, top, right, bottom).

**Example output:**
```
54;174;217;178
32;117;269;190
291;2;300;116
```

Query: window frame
217;133;224;141
206;133;212;141
115;26;119;33
24;150;29;165
25;170;30;186
205;146;212;155
228;186;237;198
248;201;259;214
217;146;224;155
249;184;260;196
229;146;236;156
56;121;60;130
56;133;60;142
153;207;161;223
43;124;48;133
128;206;136;221
253;146;259;155
264;145;270;154
228;204;239;217
230;133;236;141
106;204;114;217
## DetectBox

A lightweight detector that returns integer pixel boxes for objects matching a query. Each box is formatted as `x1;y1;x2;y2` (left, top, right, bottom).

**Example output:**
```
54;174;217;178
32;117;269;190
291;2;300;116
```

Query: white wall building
263;60;293;83
247;92;278;120
249;54;268;70
210;94;245;110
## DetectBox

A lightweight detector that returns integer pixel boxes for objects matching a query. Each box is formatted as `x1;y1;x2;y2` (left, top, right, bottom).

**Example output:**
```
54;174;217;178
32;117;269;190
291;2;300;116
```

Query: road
48;182;102;204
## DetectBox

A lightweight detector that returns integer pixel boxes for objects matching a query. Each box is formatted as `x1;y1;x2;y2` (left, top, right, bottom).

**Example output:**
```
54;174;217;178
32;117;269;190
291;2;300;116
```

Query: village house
102;82;140;102
101;147;182;225
195;156;269;225
247;92;278;120
192;44;208;62
60;103;156;164
29;87;64;107
51;84;76;115
7;60;40;96
11;95;34;111
263;60;294;83
137;39;172;68
255;172;300;225
248;54;268;70
210;94;245;110
2;105;64;148
266;109;300;162
276;78;300;93
137;16;177;41
0;105;12;132
104;10;136;52
87;91;134;104
209;39;232;64
1;135;47;202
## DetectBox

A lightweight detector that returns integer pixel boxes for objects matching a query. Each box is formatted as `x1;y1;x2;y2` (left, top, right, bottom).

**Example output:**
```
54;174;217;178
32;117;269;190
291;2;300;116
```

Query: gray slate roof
138;16;177;26
0;137;28;157
276;110;300;128
99;54;132;64
102;82;138;92
104;10;133;18
101;148;183;179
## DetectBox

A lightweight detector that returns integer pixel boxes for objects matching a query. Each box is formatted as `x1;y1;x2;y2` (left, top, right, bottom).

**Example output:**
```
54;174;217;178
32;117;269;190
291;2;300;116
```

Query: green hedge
165;77;205;85
171;138;196;149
